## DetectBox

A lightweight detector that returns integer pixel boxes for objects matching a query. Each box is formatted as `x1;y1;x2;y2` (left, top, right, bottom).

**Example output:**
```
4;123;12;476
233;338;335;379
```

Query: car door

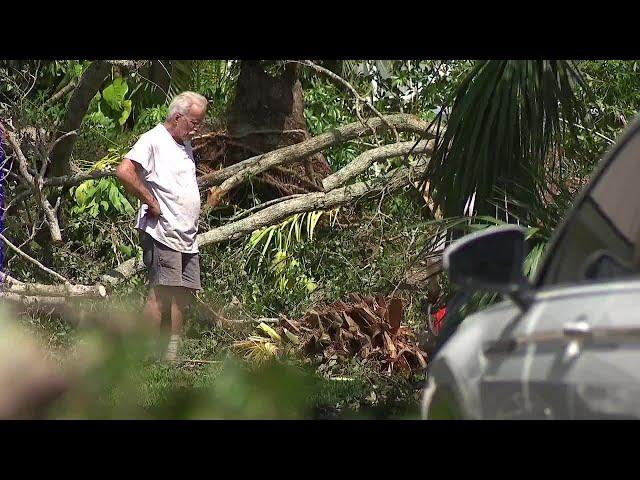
478;114;640;419
427;115;640;419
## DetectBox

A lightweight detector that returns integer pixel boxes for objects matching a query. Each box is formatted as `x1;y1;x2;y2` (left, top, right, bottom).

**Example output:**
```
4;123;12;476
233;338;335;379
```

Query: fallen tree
0;293;71;307
8;114;433;197
1;281;106;298
103;156;430;285
201;113;435;207
0;273;107;307
5;109;437;300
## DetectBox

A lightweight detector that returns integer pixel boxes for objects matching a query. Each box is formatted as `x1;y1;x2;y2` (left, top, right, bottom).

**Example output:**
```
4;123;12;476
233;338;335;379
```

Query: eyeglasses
179;114;203;130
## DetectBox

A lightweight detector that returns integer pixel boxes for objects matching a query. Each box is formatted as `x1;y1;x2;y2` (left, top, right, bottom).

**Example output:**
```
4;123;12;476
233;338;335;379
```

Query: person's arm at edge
115;158;161;218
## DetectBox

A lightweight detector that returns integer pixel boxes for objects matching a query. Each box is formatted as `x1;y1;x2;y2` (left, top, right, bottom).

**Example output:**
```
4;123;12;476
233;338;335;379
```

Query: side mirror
444;225;533;310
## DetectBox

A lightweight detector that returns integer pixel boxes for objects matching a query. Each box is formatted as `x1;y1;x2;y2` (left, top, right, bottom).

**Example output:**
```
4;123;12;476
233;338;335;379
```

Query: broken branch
322;139;434;192
197;114;430;191
5;131;63;243
44;168;115;188
0;232;68;283
43;78;78;107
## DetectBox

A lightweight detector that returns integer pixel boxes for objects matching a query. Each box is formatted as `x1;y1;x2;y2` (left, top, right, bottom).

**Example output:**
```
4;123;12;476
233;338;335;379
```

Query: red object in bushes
433;307;447;335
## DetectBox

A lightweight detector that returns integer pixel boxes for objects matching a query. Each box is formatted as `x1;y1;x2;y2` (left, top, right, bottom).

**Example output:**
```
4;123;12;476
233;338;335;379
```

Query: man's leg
165;286;193;361
143;286;174;331
142;235;200;361
143;287;160;330
143;288;160;329
141;231;170;332
165;251;201;361
142;286;174;360
170;286;193;334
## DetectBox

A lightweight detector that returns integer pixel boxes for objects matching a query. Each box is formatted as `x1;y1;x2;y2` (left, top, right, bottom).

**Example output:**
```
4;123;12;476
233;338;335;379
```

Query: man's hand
145;198;162;219
115;158;160;218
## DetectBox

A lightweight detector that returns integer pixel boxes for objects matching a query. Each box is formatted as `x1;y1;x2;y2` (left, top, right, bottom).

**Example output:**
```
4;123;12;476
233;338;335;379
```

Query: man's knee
147;287;171;310
172;287;194;308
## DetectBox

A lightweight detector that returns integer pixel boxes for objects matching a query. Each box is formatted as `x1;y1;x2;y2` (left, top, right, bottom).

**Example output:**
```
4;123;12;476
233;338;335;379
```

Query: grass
19;305;424;419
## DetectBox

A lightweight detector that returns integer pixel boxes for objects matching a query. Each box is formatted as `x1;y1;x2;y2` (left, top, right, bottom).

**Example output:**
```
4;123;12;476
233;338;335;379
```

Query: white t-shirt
125;124;201;253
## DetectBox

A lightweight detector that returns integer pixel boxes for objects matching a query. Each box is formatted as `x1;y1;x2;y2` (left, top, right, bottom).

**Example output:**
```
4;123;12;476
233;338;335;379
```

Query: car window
537;122;640;287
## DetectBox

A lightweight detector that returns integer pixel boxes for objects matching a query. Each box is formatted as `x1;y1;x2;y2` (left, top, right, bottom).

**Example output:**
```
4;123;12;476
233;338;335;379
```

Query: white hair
166;91;208;120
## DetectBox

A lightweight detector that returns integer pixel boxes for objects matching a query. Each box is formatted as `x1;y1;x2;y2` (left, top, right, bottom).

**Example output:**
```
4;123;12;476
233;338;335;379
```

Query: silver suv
422;116;640;420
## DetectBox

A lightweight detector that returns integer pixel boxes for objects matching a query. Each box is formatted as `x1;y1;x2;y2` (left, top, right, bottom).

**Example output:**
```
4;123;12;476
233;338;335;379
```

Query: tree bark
200;60;330;203
48;61;111;177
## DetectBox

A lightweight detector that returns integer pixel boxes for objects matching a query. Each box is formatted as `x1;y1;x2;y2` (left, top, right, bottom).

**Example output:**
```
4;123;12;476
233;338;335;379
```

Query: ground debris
282;293;428;375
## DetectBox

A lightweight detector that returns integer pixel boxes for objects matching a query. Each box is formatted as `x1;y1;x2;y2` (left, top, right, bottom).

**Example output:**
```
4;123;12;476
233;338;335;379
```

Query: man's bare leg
143;287;162;330
165;286;193;361
170;287;192;334
143;286;173;360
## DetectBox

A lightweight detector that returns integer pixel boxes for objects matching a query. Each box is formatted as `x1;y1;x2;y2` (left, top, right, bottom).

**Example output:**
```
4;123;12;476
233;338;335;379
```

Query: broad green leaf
102;78;128;110
118;99;132;126
121;196;135;215
119;245;133;258
74;180;95;205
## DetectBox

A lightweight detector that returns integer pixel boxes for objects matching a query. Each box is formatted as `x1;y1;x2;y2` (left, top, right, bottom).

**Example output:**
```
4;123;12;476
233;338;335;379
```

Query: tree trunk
48;61;111;177
198;60;331;204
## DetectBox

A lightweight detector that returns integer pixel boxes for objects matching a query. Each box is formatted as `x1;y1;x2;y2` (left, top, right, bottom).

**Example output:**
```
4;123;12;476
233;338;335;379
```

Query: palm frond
426;60;588;217
339;60;362;80
233;336;279;363
488;167;580;241
167;60;196;102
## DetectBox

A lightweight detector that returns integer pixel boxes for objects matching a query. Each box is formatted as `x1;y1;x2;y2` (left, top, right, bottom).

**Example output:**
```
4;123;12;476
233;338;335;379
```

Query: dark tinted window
539;127;640;286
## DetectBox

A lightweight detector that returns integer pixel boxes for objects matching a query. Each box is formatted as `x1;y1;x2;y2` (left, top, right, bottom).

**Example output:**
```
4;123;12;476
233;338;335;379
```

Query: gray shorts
141;232;202;291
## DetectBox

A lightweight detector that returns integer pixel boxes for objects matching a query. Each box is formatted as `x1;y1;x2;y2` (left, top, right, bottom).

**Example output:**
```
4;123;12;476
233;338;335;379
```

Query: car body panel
427;280;640;419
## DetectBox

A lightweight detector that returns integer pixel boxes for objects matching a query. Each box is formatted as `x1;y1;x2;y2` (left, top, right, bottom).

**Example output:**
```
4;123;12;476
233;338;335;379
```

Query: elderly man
115;91;207;361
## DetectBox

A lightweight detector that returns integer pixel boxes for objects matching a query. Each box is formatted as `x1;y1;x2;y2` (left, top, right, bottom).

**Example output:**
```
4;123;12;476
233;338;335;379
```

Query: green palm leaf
167;60;196;102
426;60;588;217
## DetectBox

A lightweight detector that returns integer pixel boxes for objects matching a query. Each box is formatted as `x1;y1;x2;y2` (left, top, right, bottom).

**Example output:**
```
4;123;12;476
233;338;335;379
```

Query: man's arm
115;158;161;217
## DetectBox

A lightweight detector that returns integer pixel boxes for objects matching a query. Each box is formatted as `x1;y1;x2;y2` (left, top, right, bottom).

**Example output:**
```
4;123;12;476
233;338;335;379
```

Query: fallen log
1;282;106;298
16;115;433;210
1;292;69;307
